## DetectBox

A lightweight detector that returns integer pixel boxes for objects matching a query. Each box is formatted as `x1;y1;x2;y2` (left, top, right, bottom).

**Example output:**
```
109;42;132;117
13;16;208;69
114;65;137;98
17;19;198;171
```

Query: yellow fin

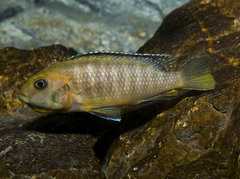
180;55;215;90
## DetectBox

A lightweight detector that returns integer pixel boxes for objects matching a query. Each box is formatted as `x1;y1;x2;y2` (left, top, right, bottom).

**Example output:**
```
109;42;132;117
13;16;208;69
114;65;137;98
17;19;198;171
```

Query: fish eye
34;79;48;90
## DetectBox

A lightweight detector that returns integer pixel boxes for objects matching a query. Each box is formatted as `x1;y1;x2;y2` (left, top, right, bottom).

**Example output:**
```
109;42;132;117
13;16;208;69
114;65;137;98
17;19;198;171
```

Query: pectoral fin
90;106;121;122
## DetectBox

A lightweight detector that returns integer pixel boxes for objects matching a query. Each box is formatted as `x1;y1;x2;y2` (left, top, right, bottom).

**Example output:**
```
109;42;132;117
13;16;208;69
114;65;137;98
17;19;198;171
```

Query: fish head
19;70;72;113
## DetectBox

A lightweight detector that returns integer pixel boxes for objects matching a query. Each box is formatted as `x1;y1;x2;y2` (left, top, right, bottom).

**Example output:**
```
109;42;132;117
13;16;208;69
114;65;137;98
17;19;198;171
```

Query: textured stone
103;0;240;178
0;106;117;178
0;0;189;52
0;112;101;178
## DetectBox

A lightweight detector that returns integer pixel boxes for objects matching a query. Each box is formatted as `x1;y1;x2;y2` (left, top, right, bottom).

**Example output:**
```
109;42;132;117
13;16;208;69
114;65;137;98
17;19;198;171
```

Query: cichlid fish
19;52;215;121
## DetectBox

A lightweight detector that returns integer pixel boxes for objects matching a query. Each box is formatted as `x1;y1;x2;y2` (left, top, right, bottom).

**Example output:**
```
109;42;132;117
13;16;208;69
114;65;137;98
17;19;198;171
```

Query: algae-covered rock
103;0;240;178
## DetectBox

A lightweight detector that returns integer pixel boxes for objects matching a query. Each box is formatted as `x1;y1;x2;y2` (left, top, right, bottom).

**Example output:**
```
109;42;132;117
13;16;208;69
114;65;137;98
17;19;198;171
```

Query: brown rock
0;108;112;178
103;0;240;178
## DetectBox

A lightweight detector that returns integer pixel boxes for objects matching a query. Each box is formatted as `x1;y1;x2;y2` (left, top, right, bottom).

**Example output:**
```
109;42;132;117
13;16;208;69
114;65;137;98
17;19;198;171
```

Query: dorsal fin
138;54;177;71
66;51;178;71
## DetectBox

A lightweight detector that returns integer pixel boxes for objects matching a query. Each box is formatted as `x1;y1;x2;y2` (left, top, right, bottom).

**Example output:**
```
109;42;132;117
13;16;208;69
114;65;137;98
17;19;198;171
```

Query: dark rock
0;109;113;178
103;0;240;178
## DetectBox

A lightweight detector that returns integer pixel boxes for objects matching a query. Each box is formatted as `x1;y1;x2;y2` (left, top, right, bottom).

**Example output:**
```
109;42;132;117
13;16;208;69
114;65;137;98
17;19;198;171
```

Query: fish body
19;52;215;121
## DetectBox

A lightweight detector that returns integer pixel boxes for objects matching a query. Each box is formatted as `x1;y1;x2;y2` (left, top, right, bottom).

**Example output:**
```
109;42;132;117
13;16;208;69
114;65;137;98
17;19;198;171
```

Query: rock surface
0;0;189;52
103;0;240;178
0;110;104;178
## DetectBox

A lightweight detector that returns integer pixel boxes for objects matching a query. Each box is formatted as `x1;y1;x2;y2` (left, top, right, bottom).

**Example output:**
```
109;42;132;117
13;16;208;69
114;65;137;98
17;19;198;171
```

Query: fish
18;52;215;122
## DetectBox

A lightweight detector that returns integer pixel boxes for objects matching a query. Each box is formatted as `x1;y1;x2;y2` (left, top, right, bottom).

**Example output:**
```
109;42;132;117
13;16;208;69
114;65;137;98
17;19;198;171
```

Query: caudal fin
180;55;215;91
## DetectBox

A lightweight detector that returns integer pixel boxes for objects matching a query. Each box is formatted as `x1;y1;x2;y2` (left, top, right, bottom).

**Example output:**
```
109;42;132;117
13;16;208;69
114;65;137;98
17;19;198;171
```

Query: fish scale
63;54;181;107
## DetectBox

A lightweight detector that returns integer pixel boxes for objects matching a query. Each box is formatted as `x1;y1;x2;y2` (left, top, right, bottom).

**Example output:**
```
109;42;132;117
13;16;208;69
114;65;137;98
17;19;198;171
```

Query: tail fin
180;55;215;91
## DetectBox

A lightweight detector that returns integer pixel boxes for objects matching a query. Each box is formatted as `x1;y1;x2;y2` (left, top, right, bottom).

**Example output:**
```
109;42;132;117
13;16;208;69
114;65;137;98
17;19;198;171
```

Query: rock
0;106;119;178
103;0;240;178
0;112;102;178
0;0;189;52
0;108;117;178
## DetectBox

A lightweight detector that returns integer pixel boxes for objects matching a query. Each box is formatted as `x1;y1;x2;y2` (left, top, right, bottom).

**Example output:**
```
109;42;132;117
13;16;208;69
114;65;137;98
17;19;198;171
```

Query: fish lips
18;93;70;114
29;104;70;114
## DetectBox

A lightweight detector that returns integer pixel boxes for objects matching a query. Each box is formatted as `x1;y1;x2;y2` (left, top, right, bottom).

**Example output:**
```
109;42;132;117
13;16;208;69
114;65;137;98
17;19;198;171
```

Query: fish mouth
18;93;71;114
29;104;70;114
18;93;30;103
21;101;57;114
30;105;56;114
